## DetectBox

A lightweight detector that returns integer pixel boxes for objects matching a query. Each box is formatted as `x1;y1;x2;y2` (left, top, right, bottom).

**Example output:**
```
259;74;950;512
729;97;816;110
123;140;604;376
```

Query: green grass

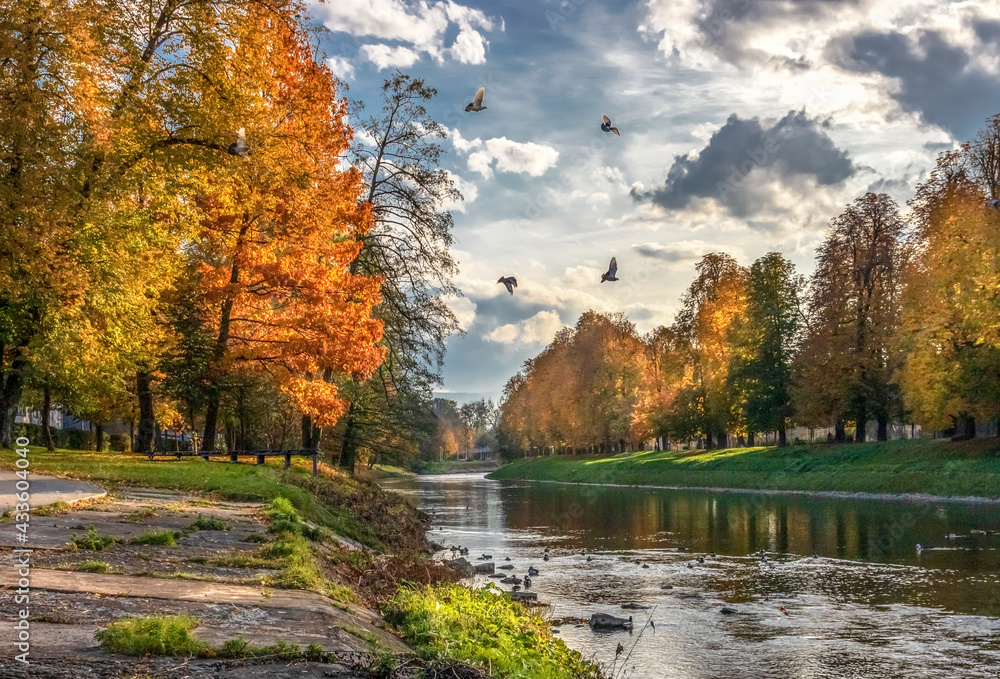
71;527;117;551
131;531;179;546
188;514;232;531
94;615;210;657
383;584;602;679
75;559;110;573
487;439;1000;498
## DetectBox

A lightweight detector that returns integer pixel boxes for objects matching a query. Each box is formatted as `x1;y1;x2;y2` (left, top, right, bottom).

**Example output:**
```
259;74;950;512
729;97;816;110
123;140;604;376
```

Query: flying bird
498;276;517;295
601;257;618;283
228;127;248;157
466;87;487;112
601;114;620;136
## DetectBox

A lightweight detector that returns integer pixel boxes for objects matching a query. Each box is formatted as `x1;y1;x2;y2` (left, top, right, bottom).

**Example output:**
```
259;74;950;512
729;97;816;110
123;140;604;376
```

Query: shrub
94;615;210;657
109;434;131;452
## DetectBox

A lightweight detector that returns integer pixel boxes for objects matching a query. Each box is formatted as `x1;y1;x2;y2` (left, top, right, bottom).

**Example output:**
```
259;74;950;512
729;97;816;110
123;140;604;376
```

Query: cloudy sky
311;0;1000;404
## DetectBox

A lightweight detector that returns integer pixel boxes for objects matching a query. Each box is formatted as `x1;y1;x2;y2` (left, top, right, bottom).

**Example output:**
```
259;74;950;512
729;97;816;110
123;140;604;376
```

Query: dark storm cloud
833;29;999;140
631;111;856;218
632;242;705;263
972;19;1000;45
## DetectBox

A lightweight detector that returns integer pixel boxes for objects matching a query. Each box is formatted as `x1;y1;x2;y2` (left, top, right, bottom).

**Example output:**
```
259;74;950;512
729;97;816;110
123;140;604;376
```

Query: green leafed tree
728;253;803;446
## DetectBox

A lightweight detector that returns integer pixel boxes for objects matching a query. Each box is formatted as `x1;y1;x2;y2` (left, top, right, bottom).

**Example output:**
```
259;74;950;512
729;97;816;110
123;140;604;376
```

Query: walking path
0;470;106;513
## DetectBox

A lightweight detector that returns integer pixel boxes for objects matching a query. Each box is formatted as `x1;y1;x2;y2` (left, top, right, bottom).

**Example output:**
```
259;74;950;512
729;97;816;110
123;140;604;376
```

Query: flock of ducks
463;87;625;296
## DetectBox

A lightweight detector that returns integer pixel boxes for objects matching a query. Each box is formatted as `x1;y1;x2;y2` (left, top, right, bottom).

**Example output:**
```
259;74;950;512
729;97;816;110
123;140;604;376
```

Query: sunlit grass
490;439;1000;498
383;583;602;679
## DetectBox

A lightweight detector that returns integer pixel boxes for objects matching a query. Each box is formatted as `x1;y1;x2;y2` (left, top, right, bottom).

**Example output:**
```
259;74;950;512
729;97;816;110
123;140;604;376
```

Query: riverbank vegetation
497;117;1000;458
488;439;1000;499
382;584;603;679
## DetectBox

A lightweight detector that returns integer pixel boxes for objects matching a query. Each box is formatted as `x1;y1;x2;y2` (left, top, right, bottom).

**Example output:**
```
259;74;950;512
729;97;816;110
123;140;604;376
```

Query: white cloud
359;44;421;69
487;310;564;345
326;56;355;80
315;0;496;66
442;295;477;331
463;136;560;179
442;171;479;213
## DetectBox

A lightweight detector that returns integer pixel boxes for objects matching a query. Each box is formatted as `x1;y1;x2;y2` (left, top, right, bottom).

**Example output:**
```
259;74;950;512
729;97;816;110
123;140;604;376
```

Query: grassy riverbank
487;439;1000;499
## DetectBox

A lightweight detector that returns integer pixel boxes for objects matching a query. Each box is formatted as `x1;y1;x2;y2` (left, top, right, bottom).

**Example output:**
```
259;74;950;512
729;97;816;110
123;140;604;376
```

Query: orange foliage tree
181;17;385;449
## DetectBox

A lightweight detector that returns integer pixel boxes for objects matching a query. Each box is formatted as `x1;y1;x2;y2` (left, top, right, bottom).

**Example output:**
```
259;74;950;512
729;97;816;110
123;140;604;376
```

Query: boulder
498;564;514;570
474;561;495;574
620;603;651;610
509;591;538;602
443;557;474;576
589;613;633;630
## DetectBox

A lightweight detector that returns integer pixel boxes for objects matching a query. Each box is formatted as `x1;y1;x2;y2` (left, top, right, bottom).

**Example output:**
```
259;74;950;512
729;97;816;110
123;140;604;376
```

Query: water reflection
385;474;1000;677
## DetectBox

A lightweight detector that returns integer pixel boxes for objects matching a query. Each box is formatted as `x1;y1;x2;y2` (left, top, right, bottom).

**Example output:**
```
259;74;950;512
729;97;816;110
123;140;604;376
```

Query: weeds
131;531;179;546
75;559;110;573
71;527;117;551
94;615;210;657
188;514;231;531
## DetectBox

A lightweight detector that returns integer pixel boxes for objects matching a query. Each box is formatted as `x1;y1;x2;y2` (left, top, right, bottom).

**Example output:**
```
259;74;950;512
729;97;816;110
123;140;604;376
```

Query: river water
382;473;1000;678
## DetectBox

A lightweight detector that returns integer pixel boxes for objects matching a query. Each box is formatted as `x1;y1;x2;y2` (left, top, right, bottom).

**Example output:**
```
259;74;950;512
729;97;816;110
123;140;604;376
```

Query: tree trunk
96;422;104;452
834;420;846;442
136;370;155;454
0;343;29;449
748;432;755;446
854;418;866;443
717;430;728;449
952;415;976;441
301;414;313;449
876;416;888;441
339;404;358;473
41;386;54;451
203;395;220;452
778;424;787;447
203;219;250;453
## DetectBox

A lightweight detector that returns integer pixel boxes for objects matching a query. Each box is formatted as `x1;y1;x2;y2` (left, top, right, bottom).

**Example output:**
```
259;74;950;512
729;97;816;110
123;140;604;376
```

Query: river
382;473;1000;678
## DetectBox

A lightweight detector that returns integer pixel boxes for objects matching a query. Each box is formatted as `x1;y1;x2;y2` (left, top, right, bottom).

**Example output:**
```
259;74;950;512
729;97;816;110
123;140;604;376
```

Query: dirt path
0;471;106;514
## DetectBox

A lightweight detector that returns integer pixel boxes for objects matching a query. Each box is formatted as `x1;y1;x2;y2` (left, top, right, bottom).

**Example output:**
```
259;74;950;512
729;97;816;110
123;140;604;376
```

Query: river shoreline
486;438;1000;501
494;477;1000;504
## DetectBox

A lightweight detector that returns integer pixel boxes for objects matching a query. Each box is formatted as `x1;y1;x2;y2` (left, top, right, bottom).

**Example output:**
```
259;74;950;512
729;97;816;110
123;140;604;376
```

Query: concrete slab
0;471;106;514
0;569;411;657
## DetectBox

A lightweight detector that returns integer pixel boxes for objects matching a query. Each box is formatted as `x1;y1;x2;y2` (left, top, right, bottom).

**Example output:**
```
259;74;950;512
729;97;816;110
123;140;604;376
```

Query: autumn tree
337;72;462;472
728;253;802;445
668;253;748;448
900;134;1000;437
796;193;907;441
180;16;384;451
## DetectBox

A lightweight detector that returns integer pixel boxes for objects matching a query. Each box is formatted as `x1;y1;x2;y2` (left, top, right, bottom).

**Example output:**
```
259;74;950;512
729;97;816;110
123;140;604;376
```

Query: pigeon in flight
466;87;487;112
228;127;248;157
601;257;618;283
601;114;620;136
497;276;517;295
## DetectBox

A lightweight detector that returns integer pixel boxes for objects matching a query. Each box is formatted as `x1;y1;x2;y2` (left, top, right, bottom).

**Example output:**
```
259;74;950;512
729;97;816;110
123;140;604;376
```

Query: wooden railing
142;449;320;475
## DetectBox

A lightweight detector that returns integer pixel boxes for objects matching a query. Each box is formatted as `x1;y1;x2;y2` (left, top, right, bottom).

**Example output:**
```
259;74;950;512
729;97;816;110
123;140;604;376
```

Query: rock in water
443;557;474;576
720;607;739;615
589;613;633;630
474;561;495;574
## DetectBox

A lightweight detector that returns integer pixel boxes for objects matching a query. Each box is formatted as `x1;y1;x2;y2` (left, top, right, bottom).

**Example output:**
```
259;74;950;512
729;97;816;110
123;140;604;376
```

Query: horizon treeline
497;116;1000;458
0;4;459;472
